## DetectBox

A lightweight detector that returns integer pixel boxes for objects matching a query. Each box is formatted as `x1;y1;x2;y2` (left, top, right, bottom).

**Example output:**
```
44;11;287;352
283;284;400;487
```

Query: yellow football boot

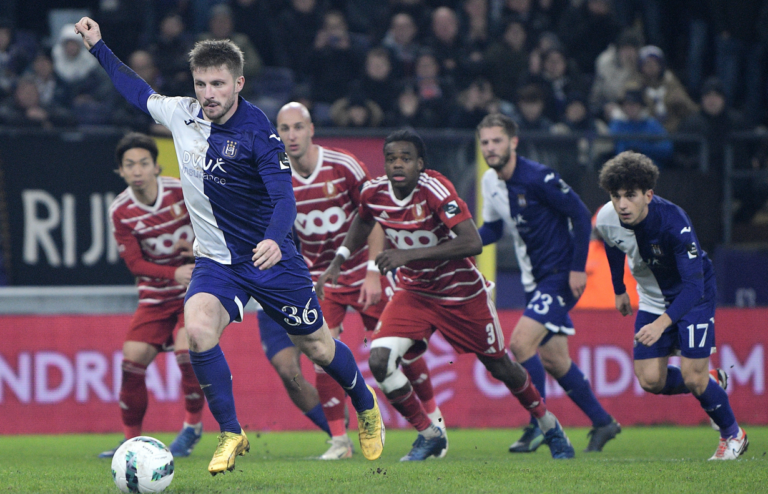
357;385;385;460
208;429;250;475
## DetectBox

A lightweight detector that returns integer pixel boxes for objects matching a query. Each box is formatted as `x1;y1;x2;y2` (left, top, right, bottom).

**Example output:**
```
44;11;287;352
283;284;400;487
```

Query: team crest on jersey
223;140;238;158
170;203;185;218
323;181;336;198
413;203;425;220
517;194;527;208
651;244;663;256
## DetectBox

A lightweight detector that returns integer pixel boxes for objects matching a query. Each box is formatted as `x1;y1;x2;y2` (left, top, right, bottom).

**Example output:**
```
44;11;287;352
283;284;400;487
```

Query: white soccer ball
111;436;175;493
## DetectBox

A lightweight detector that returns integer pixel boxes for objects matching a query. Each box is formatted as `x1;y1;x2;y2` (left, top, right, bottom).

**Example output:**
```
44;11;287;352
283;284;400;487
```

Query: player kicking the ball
76;17;383;475
99;133;204;459
318;129;575;461
596;151;747;460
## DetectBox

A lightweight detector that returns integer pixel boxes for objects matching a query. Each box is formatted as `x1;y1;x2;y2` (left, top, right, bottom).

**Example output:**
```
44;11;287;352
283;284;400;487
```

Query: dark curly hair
598;151;659;194
384;128;427;167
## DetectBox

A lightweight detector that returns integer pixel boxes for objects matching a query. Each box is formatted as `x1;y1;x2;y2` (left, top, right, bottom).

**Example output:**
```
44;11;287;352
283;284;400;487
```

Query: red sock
120;360;148;439
389;386;433;432
176;350;204;424
402;357;437;414
511;373;547;419
316;367;346;437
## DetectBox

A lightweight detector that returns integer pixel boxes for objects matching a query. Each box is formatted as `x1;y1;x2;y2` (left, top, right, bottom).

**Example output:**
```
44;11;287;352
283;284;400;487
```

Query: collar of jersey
292;146;325;185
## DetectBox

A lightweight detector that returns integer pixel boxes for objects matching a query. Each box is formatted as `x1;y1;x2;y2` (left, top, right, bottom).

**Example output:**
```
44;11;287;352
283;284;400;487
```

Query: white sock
536;411;557;433
427;407;445;430
420;424;443;439
184;422;203;435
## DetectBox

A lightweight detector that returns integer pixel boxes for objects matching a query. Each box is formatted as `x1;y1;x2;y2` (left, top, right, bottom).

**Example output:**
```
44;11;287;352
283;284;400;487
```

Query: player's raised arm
76;16;156;115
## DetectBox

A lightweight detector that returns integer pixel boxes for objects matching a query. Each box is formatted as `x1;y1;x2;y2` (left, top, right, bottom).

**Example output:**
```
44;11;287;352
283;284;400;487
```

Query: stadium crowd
1;0;767;136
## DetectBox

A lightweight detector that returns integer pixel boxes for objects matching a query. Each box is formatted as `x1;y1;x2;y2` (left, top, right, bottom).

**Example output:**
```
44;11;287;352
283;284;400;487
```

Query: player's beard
203;93;236;123
485;148;511;171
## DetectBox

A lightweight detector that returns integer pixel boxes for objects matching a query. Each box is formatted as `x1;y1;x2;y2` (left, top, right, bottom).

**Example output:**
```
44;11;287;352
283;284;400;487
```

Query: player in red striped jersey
318;129;575;461
270;103;443;459
99;133;204;459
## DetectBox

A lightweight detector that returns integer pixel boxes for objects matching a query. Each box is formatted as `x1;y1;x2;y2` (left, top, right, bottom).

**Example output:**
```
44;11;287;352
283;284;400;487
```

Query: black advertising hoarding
0;130;134;285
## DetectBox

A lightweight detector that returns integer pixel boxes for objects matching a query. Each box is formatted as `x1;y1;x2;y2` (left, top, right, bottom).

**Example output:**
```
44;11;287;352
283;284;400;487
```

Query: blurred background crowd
0;0;766;138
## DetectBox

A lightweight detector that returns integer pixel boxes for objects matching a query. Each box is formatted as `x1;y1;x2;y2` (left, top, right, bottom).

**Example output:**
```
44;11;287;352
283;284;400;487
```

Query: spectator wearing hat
608;84;672;166
590;29;643;122
638;45;697;133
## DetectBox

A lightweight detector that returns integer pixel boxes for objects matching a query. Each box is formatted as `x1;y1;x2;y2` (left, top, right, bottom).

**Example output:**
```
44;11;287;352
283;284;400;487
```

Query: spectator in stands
551;91;612;177
330;83;384;128
557;0;620;75
553;91;608;135
0;74;74;128
198;4;261;96
359;47;399;116
451;76;517;129
112;51;172;136
500;0;552;42
483;19;528;103
515;83;552;131
26;51;69;109
382;12;421;78
150;13;195;97
278;0;323;84
612;0;664;51
231;0;287;67
536;46;591;122
590;29;643;123
52;24;114;125
535;0;568;29
711;0;766;124
0;18;33;100
638;45;698;133
387;82;442;128
608;85;672;166
427;7;462;84
309;10;364;105
459;0;491;55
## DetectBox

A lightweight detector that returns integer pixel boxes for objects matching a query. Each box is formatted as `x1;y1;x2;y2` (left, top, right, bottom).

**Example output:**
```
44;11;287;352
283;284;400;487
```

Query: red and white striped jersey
292;146;372;292
359;169;488;304
109;176;194;305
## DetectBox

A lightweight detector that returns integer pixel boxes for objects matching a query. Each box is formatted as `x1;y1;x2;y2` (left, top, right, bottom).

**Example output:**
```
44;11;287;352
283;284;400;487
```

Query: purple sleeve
90;40;154;114
604;242;627;295
536;174;591;272
478;219;504;246
259;147;296;245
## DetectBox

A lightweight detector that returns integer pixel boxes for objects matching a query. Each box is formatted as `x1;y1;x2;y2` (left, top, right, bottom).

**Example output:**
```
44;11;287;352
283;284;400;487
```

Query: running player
318;129;575;461
597;150;747;460
476;113;620;453
100;132;204;459
75;17;384;475
251;103;442;460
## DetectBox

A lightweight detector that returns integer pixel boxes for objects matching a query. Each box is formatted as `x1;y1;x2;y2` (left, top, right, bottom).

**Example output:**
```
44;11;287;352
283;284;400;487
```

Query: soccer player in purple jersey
477;113;620;453
598;151;747;460
74;17;384;475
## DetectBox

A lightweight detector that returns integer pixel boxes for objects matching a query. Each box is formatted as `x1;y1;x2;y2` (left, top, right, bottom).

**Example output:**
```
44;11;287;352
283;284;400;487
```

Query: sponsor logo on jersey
687;242;698;259
443;200;460;218
651;244;663;256
295;207;346;236
517;193;527;208
223;140;238;158
386;228;438;249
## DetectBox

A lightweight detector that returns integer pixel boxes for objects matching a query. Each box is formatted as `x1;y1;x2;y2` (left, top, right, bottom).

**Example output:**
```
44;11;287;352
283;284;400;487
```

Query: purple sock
321;339;373;412
189;345;240;433
557;362;613;428
305;403;331;436
696;379;739;439
521;355;546;427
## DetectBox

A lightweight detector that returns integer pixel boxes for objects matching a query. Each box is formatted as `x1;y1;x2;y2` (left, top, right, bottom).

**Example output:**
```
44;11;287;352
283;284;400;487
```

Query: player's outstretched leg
314;337;384;460
478;354;574;459
402;345;446;432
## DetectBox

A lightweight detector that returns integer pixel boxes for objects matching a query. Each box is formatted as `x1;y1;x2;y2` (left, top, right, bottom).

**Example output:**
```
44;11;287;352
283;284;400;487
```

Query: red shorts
373;289;506;358
320;286;388;332
127;299;185;350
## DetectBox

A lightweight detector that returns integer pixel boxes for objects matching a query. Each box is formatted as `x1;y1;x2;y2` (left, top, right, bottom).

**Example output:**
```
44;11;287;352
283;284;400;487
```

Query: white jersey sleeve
147;94;200;128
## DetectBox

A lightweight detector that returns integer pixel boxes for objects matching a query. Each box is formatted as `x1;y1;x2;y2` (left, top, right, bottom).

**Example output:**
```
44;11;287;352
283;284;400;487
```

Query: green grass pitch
1;427;766;493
